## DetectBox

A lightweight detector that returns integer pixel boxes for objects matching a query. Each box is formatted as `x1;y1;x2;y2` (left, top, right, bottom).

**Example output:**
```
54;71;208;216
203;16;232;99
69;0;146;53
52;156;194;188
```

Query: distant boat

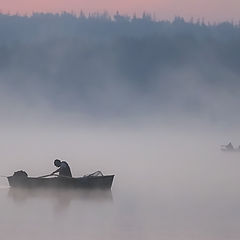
221;146;240;152
220;142;240;152
7;171;114;190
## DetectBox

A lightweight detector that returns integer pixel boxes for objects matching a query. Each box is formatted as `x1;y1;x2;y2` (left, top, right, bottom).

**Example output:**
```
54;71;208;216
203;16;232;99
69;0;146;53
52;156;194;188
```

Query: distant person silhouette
226;142;234;150
51;159;72;177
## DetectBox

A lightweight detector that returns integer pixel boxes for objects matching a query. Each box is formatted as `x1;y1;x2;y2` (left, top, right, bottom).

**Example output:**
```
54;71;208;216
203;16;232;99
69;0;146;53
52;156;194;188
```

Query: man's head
54;159;61;167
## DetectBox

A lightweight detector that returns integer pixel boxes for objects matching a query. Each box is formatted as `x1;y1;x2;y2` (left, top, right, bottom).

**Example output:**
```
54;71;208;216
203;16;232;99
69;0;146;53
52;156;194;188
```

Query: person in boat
225;142;234;150
51;159;72;177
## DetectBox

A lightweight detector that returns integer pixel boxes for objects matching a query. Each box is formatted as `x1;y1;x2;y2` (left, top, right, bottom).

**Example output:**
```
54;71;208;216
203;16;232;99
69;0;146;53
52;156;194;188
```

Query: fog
1;13;240;122
1;124;240;239
0;13;240;240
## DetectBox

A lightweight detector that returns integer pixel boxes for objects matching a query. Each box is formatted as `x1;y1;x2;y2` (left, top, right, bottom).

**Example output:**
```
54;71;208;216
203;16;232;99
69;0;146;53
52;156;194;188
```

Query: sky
1;0;239;22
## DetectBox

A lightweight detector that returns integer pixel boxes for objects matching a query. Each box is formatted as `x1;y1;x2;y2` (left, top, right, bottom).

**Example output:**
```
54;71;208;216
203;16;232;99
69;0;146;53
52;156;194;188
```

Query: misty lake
1;12;240;240
0;124;240;240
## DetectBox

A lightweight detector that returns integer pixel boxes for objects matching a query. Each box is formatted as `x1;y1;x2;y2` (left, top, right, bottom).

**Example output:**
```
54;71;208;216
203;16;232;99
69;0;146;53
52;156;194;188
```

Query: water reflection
8;187;113;210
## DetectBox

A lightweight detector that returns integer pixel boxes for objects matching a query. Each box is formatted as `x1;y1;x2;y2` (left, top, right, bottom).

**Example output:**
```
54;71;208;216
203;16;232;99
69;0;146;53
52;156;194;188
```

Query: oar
37;173;63;178
37;174;54;178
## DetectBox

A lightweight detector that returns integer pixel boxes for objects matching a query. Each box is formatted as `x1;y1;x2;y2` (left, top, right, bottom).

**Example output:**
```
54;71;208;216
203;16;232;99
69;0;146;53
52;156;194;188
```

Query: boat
220;142;240;153
7;170;114;190
221;148;240;152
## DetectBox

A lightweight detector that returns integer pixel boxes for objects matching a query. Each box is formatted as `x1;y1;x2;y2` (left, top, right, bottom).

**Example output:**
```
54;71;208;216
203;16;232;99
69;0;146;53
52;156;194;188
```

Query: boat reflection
8;187;113;210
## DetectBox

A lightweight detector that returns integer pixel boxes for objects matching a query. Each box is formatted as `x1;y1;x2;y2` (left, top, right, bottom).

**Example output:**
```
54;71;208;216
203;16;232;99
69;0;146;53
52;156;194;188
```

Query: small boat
221;142;240;153
7;171;114;190
221;148;240;152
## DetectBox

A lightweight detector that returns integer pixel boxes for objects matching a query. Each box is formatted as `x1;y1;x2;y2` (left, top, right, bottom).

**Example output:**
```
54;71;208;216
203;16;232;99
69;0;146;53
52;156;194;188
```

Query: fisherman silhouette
226;142;234;150
51;159;72;177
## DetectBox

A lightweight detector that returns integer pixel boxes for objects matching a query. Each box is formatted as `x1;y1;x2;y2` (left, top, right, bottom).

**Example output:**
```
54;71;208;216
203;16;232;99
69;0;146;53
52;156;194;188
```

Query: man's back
59;161;72;177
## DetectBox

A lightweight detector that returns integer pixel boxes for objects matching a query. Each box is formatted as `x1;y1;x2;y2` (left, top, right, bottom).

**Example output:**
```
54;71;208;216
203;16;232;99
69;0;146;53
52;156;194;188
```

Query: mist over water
1;123;240;240
1;13;240;240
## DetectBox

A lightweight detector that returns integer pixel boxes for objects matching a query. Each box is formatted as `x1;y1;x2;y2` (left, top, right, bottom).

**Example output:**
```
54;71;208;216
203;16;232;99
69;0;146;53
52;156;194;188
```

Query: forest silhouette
0;12;239;120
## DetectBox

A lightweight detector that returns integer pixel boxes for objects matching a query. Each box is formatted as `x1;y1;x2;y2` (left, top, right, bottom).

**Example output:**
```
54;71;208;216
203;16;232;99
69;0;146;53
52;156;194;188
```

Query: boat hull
7;175;114;190
221;148;240;152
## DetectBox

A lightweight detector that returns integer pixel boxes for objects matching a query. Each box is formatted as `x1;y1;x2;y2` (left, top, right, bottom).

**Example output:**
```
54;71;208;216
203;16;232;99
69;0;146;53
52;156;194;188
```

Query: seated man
51;159;72;177
226;142;234;150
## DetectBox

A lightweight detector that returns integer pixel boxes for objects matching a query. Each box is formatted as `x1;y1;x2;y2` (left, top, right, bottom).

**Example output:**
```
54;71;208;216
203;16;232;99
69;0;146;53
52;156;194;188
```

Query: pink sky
1;0;239;22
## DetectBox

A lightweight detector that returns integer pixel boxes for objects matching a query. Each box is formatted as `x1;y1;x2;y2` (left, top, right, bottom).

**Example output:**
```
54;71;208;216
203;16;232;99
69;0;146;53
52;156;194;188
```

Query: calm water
0;125;240;240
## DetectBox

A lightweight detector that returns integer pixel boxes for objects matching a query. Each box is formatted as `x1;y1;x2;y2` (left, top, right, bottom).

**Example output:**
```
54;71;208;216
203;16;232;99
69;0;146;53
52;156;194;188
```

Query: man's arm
51;168;60;175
